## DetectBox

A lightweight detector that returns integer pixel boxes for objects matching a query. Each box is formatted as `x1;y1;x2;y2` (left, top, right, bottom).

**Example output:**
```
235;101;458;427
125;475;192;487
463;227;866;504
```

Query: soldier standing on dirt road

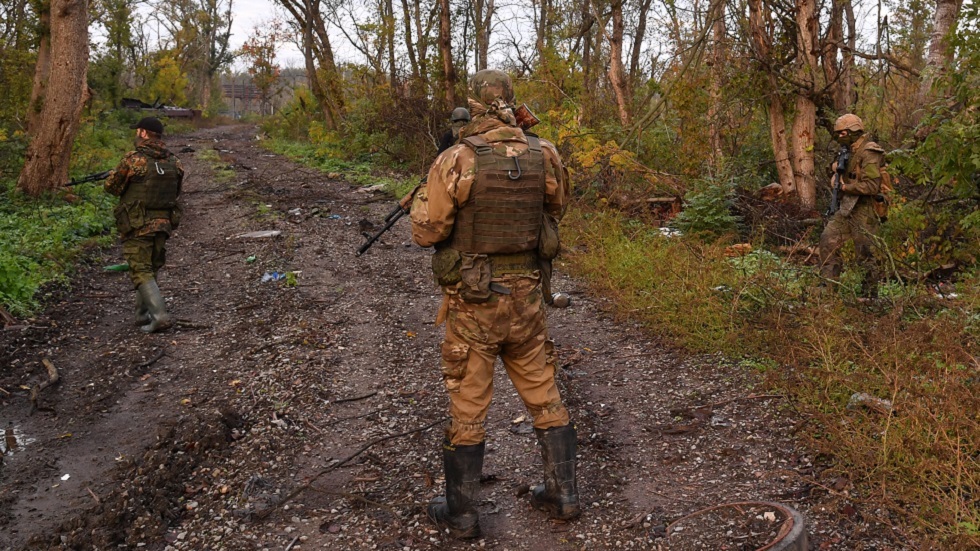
105;116;184;333
818;113;885;291
410;69;579;539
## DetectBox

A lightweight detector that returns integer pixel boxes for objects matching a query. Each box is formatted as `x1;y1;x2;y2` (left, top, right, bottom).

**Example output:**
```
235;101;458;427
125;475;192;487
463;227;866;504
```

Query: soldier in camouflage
819;114;885;288
105;117;184;333
411;69;579;539
437;107;471;154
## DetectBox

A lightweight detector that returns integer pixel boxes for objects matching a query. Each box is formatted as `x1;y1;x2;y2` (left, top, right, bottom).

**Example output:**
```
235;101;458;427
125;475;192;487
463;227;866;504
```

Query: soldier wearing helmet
819;113;886;288
437;107;472;154
411;69;578;539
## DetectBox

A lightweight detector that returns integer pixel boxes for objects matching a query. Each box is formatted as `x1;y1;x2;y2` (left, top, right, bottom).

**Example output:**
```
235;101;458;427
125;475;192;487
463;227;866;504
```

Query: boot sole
427;502;481;539
530;496;581;521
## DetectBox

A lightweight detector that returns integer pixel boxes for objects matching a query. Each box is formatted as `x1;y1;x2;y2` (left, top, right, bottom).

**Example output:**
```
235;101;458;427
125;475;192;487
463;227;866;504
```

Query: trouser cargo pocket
440;341;470;393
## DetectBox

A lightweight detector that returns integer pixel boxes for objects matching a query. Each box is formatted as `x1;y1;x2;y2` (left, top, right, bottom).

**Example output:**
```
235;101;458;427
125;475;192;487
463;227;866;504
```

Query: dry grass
562;205;980;547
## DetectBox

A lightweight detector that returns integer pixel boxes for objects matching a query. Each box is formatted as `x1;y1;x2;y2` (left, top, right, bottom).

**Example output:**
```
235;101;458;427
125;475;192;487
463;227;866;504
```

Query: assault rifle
66;170;111;187
355;178;425;256
826;145;852;216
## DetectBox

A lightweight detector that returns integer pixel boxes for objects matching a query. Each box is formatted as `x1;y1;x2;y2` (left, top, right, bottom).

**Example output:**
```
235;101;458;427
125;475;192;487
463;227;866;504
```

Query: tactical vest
120;156;181;217
449;135;545;256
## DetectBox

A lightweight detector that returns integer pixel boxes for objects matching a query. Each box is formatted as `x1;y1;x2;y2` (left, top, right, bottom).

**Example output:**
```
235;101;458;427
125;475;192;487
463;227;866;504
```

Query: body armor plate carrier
120;157;181;214
450;135;546;255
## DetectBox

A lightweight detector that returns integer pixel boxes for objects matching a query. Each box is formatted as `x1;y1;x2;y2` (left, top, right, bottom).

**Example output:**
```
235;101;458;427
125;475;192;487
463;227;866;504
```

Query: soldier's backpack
874;167;893;220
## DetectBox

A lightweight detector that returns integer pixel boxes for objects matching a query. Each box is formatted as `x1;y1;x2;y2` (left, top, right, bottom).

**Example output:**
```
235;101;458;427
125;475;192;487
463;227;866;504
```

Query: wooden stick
284;535;300;551
254;417;447;520
330;391;378;404
137;349;166;369
86;487;101;504
30;358;61;414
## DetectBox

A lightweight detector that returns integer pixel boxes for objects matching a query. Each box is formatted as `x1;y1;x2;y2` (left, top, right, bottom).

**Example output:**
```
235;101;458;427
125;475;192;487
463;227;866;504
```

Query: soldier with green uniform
819;114;885;286
411;69;578;539
105;117;184;333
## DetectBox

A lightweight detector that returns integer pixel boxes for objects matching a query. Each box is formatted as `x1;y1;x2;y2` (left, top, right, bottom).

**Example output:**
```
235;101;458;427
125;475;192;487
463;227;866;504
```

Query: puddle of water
3;424;36;454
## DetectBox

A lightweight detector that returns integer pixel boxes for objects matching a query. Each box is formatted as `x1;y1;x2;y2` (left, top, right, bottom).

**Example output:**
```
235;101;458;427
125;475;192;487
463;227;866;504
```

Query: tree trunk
385;0;397;91
917;0;964;108
438;0;457;105
607;0;630;125
707;0;725;166
791;0;818;209
629;0;652;82
18;0;89;196
579;0;593;94
401;0;420;81
748;0;795;195
473;0;493;71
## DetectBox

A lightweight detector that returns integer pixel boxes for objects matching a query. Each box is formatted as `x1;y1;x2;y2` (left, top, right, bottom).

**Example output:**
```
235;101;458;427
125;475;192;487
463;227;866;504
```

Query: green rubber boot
427;440;484;539
134;290;149;326
530;425;581;520
137;279;172;333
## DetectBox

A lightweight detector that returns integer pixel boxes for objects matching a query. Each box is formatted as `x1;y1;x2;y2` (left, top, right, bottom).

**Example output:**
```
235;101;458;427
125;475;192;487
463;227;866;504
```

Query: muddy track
0;125;908;550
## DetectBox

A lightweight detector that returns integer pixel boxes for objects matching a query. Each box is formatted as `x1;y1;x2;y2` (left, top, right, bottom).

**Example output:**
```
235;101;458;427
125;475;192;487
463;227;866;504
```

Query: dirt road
0;125;905;550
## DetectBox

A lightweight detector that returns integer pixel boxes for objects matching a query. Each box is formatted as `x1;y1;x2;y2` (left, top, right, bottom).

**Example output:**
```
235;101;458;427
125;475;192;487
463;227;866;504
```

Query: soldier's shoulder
433;143;473;169
862;141;885;154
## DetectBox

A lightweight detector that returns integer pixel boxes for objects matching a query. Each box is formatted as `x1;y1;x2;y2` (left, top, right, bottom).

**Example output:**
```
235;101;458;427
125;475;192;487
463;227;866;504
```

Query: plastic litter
103;263;130;272
261;272;286;282
245;255;257;263
327;214;342;220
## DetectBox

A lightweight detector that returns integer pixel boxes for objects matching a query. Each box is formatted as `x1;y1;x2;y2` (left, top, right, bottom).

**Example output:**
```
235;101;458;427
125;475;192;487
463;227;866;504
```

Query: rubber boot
427;440;484;539
137;279;172;333
530;425;581;520
134;291;149;326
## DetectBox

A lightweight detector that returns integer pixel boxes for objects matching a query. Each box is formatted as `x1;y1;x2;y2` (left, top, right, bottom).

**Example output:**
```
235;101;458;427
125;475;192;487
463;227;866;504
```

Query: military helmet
834;114;865;133
451;107;471;123
469;69;515;106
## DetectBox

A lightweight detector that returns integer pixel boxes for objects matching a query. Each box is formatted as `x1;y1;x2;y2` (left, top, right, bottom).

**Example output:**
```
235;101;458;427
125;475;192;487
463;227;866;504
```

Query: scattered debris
847;392;894;415
234;230;282;239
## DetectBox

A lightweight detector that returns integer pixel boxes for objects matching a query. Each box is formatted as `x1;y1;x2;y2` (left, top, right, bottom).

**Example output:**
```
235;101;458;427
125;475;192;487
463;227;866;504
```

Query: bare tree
707;0;726;166
438;0;457;105
18;0;89;196
276;0;344;127
791;0;818;209
471;0;495;71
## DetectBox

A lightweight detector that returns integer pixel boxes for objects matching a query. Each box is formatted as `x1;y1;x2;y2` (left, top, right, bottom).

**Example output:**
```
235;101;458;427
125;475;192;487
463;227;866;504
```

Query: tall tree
276;0;344;127
791;0;818;209
917;0;964;110
471;0;494;71
17;0;89;196
438;0;457;105
707;0;726;165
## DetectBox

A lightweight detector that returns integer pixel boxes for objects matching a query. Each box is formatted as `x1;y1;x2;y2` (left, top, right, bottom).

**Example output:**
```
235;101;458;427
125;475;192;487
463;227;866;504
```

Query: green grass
0;112;135;316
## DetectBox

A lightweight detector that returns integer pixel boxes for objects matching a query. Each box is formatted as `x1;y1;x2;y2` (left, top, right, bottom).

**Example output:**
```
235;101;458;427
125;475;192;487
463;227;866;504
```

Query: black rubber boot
530;425;581;520
134;291;149;326
427;440;484;539
137;279;172;333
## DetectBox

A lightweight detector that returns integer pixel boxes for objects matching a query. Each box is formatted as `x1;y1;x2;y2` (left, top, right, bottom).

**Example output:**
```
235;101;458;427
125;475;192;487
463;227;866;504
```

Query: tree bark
748;0;796;196
438;0;457;105
277;0;344;127
917;0;964;108
607;0;630;125
384;0;397;90
473;0;493;71
791;0;818;209
18;0;89;196
707;0;725;166
400;0;421;81
628;0;652;82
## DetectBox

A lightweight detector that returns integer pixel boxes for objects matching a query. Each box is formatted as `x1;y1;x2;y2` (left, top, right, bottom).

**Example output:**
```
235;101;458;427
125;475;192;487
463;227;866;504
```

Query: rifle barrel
356;208;406;256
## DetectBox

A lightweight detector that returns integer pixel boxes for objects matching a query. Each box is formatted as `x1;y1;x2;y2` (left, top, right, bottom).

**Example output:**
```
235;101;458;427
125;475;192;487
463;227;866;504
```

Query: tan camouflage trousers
438;275;569;446
122;232;168;288
818;201;879;280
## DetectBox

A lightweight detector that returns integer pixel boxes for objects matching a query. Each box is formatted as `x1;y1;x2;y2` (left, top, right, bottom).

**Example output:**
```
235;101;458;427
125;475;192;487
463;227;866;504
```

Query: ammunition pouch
170;203;184;230
458;253;492;303
114;201;146;235
432;245;462;286
538;213;560;260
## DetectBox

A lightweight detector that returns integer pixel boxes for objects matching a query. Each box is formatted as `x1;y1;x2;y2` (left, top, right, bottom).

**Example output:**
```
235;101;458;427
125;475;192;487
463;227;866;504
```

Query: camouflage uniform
411;107;570;447
412;70;579;539
819;132;884;281
105;138;184;288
